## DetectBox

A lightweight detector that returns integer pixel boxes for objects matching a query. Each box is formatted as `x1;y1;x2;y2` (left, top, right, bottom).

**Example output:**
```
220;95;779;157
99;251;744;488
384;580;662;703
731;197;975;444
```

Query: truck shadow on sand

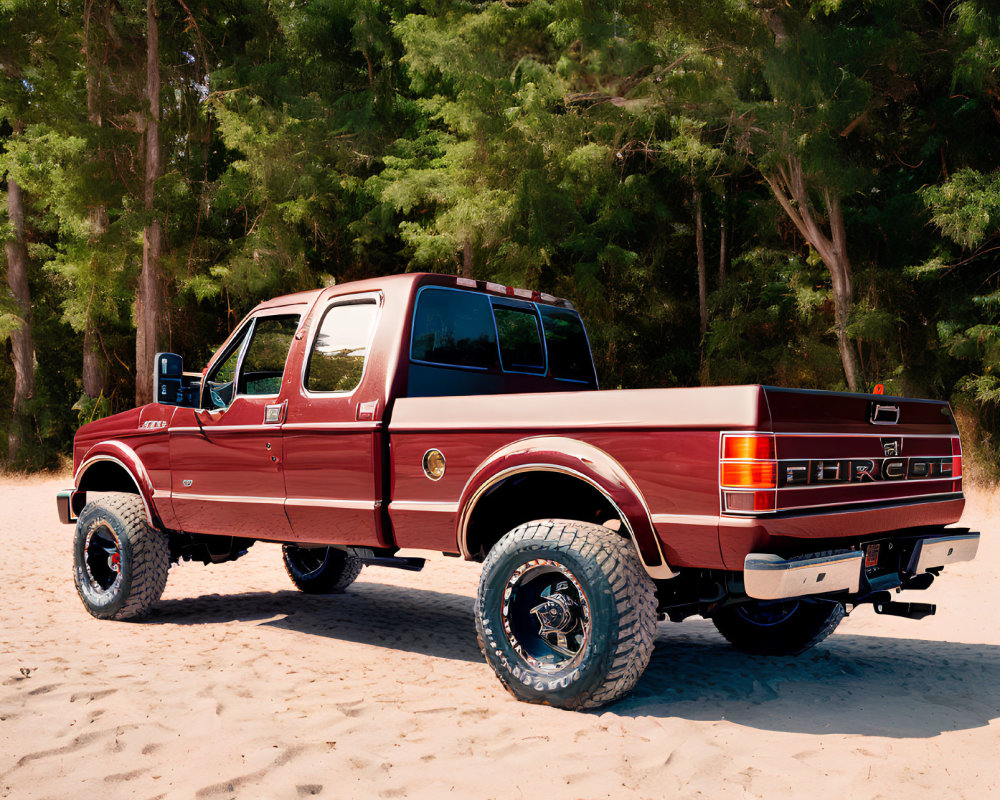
149;581;486;663
149;582;1000;738
621;625;1000;738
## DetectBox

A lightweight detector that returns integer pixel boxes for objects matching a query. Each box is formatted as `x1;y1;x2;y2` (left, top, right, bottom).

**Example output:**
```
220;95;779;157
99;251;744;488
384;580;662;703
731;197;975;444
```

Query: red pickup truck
57;272;979;709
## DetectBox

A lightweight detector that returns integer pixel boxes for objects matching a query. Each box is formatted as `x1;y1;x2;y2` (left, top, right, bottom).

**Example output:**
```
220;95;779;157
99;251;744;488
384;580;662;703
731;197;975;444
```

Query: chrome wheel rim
501;559;591;672
83;521;123;594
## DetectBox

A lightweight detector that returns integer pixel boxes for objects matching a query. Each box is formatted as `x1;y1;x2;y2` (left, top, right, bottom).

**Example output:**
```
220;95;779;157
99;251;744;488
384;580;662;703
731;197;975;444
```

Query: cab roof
253;272;574;313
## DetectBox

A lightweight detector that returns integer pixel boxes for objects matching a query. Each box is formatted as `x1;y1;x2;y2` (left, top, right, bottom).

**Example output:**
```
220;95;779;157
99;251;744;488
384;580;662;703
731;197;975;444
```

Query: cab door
281;291;388;546
169;311;301;540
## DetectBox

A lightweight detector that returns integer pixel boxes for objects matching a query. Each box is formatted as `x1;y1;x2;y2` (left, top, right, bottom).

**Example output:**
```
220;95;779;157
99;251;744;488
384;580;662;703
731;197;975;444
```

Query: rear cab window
408;285;596;396
538;306;594;383
493;301;546;374
410;288;497;369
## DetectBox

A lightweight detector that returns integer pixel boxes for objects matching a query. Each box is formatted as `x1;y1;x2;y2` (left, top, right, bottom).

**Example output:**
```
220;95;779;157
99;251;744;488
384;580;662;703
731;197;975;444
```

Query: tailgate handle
869;403;900;425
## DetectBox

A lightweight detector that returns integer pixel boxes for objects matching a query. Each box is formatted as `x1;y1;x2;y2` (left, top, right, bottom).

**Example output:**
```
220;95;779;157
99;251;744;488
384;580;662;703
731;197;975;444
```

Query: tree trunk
135;0;163;407
83;203;109;399
694;189;707;337
461;239;473;279
82;322;105;400
824;189;860;393
5;177;36;463
718;191;727;284
763;156;861;391
83;0;108;400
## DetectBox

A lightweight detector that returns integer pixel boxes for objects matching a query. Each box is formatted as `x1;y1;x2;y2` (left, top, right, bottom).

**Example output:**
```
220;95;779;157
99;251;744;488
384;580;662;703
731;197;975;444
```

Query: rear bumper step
744;551;863;600
744;531;980;601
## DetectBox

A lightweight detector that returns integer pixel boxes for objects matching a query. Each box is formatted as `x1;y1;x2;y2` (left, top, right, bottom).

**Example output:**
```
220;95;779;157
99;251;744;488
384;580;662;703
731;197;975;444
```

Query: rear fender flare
456;436;677;579
75;441;159;528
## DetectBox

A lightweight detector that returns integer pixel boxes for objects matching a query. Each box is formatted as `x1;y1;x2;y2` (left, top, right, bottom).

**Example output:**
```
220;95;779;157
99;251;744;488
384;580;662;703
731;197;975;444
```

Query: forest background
3;0;1000;475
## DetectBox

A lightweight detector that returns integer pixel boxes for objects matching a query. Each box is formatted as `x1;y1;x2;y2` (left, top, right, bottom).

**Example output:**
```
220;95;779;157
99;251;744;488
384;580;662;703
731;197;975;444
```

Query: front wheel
475;519;658;710
282;545;363;594
73;492;170;620
711;599;845;656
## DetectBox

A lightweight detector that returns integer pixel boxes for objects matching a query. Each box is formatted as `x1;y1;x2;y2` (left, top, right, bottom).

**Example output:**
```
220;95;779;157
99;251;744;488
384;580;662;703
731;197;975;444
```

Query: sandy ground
0;475;997;800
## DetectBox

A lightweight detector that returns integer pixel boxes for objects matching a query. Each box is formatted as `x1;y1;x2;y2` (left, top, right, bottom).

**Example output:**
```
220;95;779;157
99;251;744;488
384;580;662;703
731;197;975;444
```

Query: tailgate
763;387;962;515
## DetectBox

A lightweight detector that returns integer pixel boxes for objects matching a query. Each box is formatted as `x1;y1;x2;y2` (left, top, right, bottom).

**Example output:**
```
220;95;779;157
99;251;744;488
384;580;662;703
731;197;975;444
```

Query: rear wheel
282;545;363;594
711;599;844;655
73;492;170;620
475;519;657;710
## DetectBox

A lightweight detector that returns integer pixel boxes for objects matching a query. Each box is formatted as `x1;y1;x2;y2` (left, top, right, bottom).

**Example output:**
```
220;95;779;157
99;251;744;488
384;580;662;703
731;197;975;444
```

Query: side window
204;322;253;409
239;315;300;396
411;288;498;369
305;300;378;393
538;306;594;383
493;303;545;374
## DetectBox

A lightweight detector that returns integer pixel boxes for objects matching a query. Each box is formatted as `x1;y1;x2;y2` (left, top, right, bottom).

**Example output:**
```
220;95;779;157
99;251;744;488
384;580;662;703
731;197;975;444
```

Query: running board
360;556;426;572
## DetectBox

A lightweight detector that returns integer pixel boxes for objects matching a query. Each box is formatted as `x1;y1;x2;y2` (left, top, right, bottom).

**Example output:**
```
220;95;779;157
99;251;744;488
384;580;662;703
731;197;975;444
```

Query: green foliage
702;247;844;388
923;168;1000;250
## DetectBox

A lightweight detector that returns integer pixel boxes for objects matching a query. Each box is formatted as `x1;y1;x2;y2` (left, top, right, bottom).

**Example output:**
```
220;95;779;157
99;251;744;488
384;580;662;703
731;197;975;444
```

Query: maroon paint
67;272;967;577
168;399;291;540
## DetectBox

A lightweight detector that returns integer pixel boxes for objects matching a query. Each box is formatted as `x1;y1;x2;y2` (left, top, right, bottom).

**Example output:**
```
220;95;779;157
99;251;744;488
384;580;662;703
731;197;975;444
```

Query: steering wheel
209;380;233;409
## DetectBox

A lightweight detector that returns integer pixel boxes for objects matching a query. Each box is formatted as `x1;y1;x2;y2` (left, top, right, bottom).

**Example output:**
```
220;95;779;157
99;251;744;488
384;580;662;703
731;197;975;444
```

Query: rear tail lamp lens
720;461;777;489
720;433;778;514
951;437;963;479
720;435;777;489
724;491;776;512
723;435;775;461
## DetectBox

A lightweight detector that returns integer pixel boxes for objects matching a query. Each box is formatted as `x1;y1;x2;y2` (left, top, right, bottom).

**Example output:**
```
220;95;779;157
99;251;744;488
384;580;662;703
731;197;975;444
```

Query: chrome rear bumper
744;531;980;601
908;533;980;573
744;551;863;600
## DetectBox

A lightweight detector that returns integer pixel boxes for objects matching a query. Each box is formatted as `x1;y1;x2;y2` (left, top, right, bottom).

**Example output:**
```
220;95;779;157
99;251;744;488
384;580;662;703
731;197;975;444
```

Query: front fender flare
456;436;677;579
75;441;160;528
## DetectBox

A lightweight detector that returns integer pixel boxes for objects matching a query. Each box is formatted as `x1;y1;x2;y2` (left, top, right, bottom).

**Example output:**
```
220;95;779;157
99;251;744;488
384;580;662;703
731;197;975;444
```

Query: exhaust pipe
872;597;936;620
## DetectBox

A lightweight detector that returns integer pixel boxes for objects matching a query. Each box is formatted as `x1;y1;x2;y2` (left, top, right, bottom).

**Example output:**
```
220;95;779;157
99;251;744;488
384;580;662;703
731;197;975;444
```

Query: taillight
723;435;775;461
723;491;776;512
721;433;777;514
952;436;963;490
720;461;777;489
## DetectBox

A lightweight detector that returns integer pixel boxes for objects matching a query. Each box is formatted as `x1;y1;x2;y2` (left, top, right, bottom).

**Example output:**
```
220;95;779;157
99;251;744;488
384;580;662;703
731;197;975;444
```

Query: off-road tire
73;492;170;621
711;599;845;656
282;545;363;594
475;519;658;710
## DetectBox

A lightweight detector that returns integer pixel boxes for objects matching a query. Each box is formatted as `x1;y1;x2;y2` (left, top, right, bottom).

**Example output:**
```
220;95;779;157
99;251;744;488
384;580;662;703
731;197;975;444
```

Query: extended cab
57;273;980;709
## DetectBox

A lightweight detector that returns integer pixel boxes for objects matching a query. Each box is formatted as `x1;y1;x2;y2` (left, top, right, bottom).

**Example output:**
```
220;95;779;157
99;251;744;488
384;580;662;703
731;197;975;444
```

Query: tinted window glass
411;288;498;369
539;306;594;382
204;322;253;408
240;315;299;395
494;304;545;373
306;301;378;392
